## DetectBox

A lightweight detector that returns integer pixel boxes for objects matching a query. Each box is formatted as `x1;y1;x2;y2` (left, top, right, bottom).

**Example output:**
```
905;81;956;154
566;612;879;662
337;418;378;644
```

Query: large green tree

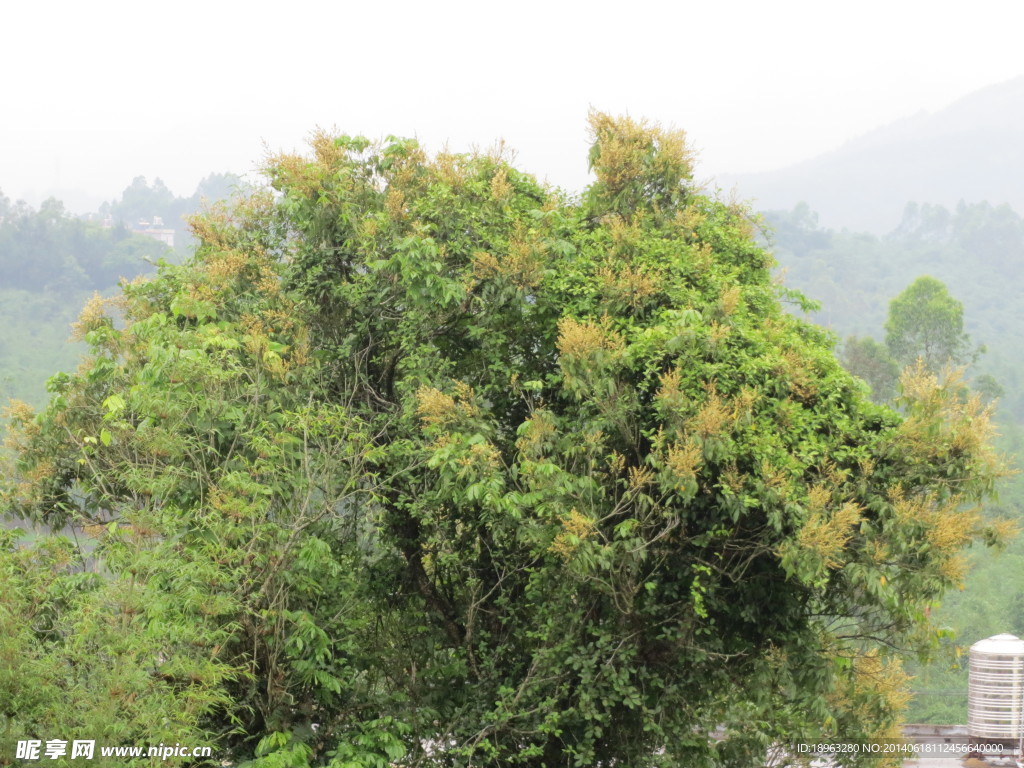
885;276;975;372
0;116;1007;767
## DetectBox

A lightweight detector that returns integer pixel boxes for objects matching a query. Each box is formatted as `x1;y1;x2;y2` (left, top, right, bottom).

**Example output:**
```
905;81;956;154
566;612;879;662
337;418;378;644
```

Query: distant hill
719;76;1024;232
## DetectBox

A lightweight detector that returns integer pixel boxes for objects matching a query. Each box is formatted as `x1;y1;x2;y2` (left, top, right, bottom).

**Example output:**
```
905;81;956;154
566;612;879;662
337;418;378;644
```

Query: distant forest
0;173;244;403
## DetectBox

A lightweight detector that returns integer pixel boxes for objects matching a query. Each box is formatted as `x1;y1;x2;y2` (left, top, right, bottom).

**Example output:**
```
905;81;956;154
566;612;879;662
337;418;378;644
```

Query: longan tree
0;114;1007;767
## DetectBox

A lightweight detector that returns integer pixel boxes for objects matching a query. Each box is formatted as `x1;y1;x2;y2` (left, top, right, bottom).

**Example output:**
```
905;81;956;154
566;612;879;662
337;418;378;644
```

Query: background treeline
96;172;243;255
766;200;1024;723
0;196;167;294
0;174;243;404
0;172;243;291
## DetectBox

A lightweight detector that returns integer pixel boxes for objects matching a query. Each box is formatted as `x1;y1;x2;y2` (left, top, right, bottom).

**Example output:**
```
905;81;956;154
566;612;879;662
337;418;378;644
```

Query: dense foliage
0;116;1009;766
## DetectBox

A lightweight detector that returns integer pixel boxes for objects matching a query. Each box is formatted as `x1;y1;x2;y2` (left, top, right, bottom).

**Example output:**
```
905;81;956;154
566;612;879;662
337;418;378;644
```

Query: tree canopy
885;275;975;372
0;115;1008;767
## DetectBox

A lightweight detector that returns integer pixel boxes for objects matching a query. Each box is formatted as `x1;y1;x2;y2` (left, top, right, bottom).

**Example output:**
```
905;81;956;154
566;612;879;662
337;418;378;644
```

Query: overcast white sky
3;0;1022;212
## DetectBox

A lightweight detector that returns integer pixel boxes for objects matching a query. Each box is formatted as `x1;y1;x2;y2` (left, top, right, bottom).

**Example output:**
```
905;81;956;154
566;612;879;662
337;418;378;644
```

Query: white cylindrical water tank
968;633;1024;742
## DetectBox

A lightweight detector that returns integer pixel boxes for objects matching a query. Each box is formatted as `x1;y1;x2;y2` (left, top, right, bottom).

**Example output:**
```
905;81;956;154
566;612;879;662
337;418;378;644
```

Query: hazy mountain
720;76;1024;232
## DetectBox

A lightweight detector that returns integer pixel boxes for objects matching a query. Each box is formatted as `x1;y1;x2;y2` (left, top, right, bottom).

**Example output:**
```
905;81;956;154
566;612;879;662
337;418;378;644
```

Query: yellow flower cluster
384;188;407;220
202;248;249;287
458;441;501;472
490;167;512;202
472;227;545;288
689;387;732;438
587;111;694;195
70;292;113;342
415;381;480;428
549;508;597;559
556;317;623;360
719;285;742;317
516;410;557;457
416;387;457;426
665;441;702;488
796;500;863;569
596;263;661;308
